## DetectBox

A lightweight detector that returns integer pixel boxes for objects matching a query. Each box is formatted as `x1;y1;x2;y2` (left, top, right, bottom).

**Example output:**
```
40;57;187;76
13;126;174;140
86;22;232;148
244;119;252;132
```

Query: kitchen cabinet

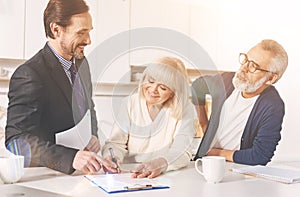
131;0;190;35
189;3;219;70
94;0;192;83
24;0;48;59
0;0;25;59
0;0;99;60
92;0;130;83
24;0;99;59
129;0;191;65
0;0;48;59
1;0;192;78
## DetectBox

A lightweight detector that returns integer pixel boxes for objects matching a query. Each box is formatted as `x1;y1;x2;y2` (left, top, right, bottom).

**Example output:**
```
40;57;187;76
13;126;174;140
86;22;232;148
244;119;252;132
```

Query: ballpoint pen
108;147;120;173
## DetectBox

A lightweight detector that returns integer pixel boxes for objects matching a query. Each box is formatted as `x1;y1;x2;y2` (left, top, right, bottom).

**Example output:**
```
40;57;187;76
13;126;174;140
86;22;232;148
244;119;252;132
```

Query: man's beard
73;46;85;59
61;41;85;59
232;71;269;93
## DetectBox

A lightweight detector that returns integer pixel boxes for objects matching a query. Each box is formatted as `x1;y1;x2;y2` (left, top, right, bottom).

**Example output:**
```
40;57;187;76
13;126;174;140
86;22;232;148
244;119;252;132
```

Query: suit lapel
76;58;91;108
42;44;73;107
50;65;73;106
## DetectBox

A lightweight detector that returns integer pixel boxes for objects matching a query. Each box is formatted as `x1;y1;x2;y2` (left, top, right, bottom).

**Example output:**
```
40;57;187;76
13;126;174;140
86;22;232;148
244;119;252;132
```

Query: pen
124;184;153;190
108;147;120;173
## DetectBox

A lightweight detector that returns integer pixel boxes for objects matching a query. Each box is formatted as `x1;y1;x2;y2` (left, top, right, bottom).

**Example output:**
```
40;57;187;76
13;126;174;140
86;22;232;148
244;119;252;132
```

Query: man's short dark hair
43;0;89;39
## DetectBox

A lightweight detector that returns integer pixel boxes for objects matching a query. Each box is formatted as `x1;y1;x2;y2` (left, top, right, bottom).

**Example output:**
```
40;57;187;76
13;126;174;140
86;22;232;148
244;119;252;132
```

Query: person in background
102;57;196;178
192;39;288;165
5;0;116;174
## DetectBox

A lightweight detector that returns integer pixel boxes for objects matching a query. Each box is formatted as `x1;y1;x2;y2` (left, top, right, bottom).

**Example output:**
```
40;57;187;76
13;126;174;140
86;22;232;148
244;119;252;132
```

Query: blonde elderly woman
102;57;196;178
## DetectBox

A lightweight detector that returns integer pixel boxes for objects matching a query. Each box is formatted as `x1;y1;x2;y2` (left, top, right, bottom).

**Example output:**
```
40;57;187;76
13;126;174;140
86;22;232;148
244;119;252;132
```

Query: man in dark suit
5;0;117;174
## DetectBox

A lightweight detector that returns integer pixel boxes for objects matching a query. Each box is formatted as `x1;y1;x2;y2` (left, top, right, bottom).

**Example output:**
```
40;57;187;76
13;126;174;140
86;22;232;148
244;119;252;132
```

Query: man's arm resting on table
207;148;235;162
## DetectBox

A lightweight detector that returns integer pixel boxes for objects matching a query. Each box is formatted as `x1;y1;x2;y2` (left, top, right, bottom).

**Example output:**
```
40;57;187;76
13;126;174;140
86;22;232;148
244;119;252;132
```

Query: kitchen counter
93;82;138;96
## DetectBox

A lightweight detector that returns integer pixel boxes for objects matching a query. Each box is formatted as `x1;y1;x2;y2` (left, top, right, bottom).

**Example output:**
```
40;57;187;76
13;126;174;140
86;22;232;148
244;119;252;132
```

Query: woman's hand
103;155;122;173
131;157;168;179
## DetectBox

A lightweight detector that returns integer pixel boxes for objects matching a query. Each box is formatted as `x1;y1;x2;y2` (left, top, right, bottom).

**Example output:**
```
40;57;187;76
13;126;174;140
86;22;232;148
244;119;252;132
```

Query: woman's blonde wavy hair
138;57;190;119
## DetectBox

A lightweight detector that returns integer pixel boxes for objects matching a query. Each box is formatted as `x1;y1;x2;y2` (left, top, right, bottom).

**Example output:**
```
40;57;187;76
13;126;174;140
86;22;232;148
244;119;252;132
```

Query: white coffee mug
0;155;24;184
195;156;226;183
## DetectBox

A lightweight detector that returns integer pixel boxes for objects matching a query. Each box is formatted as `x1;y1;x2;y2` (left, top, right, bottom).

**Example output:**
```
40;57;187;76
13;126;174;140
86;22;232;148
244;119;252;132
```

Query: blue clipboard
84;173;170;194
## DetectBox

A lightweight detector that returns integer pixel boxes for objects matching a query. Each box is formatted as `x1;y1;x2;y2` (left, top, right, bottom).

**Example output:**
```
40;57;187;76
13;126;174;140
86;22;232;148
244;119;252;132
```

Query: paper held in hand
231;165;300;184
55;110;91;150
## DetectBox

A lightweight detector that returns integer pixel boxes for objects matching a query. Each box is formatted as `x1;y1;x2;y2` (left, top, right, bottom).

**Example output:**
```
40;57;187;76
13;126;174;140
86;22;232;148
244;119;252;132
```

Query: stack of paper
231;165;300;184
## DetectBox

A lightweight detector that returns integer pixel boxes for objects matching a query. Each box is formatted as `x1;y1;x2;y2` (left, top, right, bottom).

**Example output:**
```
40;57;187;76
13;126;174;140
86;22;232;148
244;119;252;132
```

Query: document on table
56;110;91;150
231;165;300;184
85;173;169;194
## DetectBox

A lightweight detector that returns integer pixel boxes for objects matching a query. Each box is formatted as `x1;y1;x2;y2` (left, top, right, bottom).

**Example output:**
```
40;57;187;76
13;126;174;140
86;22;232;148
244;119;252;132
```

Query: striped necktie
69;63;87;119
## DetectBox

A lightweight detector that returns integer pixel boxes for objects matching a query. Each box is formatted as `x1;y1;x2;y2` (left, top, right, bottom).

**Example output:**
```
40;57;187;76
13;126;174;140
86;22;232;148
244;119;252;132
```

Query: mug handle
194;158;204;175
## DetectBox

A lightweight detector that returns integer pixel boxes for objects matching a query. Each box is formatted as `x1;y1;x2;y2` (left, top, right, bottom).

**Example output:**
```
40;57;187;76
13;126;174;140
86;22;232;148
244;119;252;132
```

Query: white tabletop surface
1;161;300;197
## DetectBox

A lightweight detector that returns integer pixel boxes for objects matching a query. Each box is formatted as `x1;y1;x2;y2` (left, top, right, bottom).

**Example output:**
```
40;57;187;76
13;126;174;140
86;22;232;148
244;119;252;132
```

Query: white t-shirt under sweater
102;93;196;171
211;89;258;150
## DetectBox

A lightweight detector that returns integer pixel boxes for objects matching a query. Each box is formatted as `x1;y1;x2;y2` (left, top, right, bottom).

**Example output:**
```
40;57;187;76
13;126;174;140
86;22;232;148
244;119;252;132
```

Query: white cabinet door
24;0;48;59
131;0;190;34
24;0;99;60
189;3;219;71
82;0;99;57
130;0;190;65
92;0;130;83
0;0;25;59
96;0;130;44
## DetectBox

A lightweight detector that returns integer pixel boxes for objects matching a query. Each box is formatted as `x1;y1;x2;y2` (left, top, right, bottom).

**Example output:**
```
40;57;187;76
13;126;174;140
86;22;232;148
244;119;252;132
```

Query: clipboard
84;173;169;194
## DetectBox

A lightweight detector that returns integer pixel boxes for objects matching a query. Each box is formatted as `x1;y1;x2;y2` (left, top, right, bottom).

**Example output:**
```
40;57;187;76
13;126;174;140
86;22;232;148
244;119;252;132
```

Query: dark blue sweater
192;72;285;165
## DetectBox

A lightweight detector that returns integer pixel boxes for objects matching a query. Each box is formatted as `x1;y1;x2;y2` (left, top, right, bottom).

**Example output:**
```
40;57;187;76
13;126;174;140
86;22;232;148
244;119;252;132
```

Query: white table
1;162;300;197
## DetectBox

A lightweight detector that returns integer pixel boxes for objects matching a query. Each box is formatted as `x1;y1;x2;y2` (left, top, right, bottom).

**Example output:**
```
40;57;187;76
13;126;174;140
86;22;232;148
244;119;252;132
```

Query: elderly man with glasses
192;39;288;165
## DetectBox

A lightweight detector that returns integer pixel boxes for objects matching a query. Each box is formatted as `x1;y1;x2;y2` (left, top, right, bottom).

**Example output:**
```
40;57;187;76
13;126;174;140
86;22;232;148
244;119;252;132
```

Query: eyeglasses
239;53;276;74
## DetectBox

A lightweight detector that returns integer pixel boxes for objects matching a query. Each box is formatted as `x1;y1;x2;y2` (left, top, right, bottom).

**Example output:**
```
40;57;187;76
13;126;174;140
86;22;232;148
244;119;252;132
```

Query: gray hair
258;39;288;82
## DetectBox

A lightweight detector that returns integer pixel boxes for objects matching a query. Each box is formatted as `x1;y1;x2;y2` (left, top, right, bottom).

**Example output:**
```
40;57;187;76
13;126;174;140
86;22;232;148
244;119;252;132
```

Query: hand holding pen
108;147;121;173
72;151;118;174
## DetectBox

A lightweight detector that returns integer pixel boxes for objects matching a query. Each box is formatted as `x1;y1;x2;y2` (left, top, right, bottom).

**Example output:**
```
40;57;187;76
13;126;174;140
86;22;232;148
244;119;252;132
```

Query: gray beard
232;72;268;93
61;40;85;60
74;50;85;59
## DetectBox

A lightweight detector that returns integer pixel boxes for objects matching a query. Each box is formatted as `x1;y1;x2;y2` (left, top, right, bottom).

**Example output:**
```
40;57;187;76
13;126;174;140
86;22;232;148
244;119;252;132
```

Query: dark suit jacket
5;44;98;174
